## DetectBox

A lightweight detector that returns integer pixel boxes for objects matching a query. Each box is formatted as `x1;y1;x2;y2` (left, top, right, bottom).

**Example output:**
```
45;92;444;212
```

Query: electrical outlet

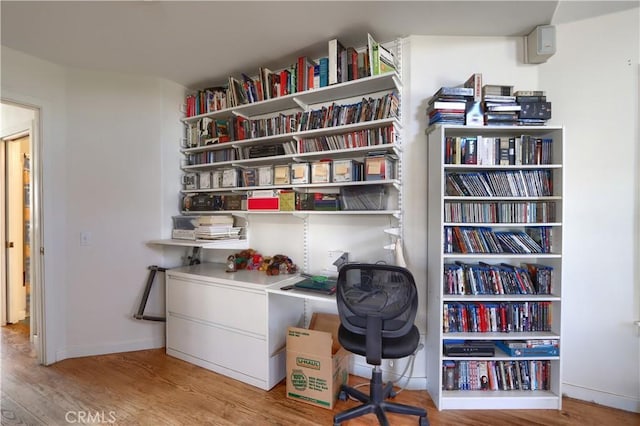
324;250;347;275
80;231;92;246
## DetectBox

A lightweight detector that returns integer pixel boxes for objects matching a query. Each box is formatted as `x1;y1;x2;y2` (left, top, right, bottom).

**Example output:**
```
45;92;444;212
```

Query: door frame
1;100;45;364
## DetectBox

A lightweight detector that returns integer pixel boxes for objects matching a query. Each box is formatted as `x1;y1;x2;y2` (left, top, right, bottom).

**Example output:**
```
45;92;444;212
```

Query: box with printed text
286;313;349;409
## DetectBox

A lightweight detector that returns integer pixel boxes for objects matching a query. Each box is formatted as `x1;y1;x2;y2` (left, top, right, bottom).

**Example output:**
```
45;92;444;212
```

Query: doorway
1;101;42;361
3;135;30;327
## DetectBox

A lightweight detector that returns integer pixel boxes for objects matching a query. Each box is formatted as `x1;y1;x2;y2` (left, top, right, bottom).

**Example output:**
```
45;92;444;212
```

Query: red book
279;70;288;96
351;48;358;81
297;56;305;93
308;65;314;90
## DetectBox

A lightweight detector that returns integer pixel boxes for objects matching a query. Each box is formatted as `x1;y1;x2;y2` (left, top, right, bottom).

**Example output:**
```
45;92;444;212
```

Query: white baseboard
56;336;165;362
563;383;640;413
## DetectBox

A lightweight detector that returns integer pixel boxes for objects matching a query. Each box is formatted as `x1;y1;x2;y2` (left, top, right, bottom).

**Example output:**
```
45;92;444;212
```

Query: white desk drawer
167;314;267;382
167;276;265;336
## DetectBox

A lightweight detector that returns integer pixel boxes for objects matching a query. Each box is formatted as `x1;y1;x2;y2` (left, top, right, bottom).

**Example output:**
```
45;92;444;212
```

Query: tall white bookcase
426;124;564;410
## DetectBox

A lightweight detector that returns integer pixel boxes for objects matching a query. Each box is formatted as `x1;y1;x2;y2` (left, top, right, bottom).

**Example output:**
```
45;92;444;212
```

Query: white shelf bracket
232;110;249;120
384;227;401;237
292;97;308;111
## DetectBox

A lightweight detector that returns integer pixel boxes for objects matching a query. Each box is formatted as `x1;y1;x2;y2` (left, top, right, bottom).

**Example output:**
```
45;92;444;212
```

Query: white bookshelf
426;124;564;410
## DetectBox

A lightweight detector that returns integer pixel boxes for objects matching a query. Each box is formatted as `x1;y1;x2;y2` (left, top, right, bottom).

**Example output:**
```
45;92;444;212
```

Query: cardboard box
286;313;349;409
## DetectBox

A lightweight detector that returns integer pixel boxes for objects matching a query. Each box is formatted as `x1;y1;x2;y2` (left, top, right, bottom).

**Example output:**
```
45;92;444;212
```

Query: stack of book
515;90;552;125
193;215;242;240
426;86;474;126
482;85;520;126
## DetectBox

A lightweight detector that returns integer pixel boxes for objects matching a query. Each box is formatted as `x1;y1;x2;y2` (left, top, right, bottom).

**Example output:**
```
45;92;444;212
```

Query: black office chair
333;263;428;426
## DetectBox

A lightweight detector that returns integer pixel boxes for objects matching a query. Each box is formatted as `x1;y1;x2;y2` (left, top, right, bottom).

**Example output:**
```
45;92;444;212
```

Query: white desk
165;263;336;390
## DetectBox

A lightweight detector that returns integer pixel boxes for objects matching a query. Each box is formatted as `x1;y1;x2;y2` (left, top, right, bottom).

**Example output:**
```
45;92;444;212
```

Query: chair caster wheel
419;416;429;426
338;390;347;401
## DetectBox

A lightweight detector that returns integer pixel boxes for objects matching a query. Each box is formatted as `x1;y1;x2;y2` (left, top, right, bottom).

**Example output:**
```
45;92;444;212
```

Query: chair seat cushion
338;324;420;360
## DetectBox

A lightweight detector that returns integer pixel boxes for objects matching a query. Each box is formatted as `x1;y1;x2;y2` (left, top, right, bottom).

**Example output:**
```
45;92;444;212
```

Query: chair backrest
336;263;418;340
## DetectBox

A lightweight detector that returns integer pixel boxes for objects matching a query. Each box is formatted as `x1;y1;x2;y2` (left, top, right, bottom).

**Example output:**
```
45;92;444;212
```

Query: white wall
403;34;540;384
1;46;186;362
1;103;35;136
2;47;69;364
406;9;640;410
542;8;640;412
2;6;638;412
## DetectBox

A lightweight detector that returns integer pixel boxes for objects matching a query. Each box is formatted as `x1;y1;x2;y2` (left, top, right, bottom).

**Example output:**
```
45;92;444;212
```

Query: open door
4;135;30;324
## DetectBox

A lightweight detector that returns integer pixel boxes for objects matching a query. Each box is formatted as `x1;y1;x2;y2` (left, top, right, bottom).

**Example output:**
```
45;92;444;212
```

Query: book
434;86;474;98
297;56;317;92
483;84;513;96
346;46;358;81
259;67;273;100
464;73;483;102
495;340;559;357
293;276;337;294
516;95;547;103
378;44;396;74
228;76;248;106
442;361;456;390
197;215;234;226
519;101;552;119
428;101;467;111
368;33;378;76
485;103;521;112
514;90;546;96
357;51;367;79
367;33;396;76
328;38;346;85
318;57;329;88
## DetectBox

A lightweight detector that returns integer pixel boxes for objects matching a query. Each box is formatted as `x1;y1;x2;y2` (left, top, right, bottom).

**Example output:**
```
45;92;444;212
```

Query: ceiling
1;1;638;89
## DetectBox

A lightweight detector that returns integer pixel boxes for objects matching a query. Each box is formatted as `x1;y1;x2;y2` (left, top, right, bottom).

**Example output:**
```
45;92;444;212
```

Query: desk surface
167;263;300;290
267;286;336;303
167;263;336;302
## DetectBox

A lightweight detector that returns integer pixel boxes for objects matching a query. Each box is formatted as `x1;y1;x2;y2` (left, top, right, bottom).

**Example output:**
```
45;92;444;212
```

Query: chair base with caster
333;367;429;426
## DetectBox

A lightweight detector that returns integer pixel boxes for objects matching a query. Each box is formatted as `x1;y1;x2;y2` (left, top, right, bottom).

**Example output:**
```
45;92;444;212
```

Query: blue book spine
319;57;329;87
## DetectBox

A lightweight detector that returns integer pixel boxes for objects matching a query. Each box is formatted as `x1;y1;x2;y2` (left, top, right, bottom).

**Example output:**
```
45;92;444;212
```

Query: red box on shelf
247;190;280;211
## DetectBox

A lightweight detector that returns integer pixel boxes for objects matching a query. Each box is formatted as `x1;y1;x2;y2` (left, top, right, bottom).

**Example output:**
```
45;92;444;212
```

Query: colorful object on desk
294;276;337;295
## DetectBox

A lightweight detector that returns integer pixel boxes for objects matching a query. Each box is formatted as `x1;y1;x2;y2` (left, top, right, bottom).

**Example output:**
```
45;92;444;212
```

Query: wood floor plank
2;324;638;425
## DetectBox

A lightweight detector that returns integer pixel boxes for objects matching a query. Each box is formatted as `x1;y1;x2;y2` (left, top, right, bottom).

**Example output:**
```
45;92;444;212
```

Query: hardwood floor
2;324;638;426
